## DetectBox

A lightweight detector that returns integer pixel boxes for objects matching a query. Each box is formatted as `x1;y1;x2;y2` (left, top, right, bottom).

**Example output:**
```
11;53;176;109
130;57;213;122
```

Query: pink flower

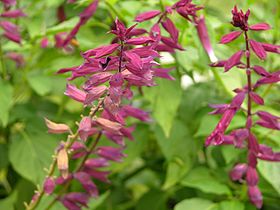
195;15;217;62
65;84;86;103
97;146;126;162
74;172;98;197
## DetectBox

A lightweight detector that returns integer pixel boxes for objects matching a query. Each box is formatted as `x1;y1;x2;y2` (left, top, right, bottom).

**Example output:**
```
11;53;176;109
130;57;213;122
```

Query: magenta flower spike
206;5;280;208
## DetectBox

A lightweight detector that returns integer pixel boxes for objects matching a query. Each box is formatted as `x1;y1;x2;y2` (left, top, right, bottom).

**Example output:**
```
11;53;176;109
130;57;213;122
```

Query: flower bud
248;186;263;209
230;163;247;181
57;148;69;179
246;166;259;186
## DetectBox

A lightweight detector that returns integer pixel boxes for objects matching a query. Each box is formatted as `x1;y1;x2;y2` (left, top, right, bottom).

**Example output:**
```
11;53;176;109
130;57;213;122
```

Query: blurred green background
0;0;279;209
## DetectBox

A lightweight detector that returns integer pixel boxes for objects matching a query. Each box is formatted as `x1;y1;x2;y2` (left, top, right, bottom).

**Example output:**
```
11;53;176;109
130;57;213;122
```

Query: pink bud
135;10;161;22
249;39;267;60
126;37;154;45
74;172;98;197
97;146;126;162
249;23;271;31
85;158;109;168
0;9;26;18
230;163;247;181
224;50;244;72
248;186;263;209
44;118;70;134
246;166;259;186
220;30;243;44
252;65;270;77
249;92;264;105
95;43;120;58
161;18;179;42
95;118;122;133
43;177;55;195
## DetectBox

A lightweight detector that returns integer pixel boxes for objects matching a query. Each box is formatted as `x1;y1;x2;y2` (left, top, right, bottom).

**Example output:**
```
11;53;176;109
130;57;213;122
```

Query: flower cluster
206;6;280;208
134;0;202;55
26;16;177;209
26;1;208;209
0;0;25;68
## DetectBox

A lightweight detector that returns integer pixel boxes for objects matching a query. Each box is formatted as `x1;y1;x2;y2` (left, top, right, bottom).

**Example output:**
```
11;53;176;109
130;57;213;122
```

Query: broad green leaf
155;120;195;189
0;81;13;126
163;160;189;190
27;74;53;96
181;167;231;195
9;121;59;184
258;161;280;195
174;198;217;210
144;79;182;137
136;189;167;210
218;200;245;210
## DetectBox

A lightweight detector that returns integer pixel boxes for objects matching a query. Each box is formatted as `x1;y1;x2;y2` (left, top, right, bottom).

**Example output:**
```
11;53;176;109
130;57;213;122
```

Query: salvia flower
206;5;280;209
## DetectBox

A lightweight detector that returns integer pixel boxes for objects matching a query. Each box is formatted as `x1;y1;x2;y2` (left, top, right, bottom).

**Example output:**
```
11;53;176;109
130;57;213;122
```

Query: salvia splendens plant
26;0;208;209
206;6;280;209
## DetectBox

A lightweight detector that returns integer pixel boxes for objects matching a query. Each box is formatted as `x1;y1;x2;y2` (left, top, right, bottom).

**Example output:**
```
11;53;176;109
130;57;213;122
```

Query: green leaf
174;198;217;210
0;144;9;169
163;160;189;190
218;200;245;210
154;120;195;189
9;121;59;184
27;74;53;96
136;189;167;210
258;161;280;195
221;146;243;164
0;81;13;126
181;167;231;195
144;79;182;137
0;190;17;210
